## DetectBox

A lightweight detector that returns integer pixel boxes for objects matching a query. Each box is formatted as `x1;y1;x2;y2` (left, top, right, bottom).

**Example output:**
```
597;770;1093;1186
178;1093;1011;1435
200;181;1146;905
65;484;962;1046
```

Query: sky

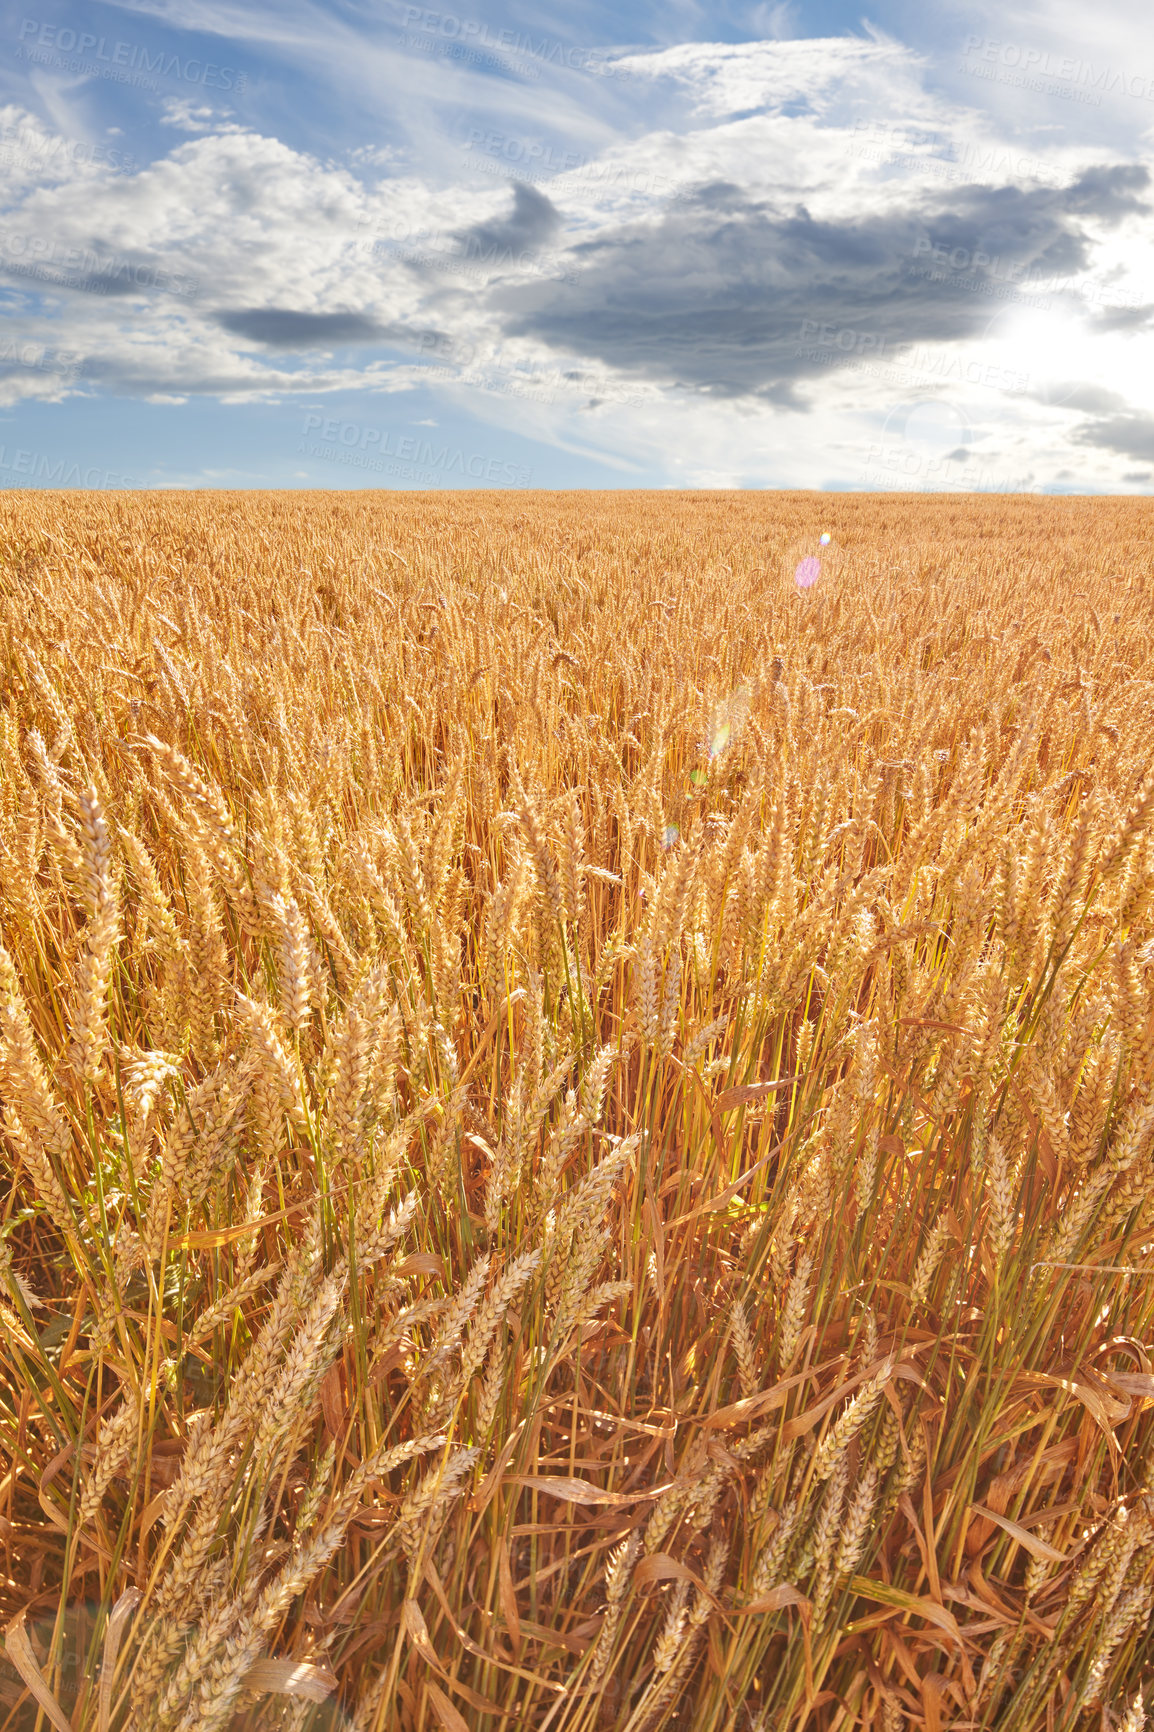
0;0;1152;490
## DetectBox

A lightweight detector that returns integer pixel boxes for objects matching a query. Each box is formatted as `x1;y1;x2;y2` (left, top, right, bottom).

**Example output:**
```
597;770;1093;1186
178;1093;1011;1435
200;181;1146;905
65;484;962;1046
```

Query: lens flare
783;537;844;588
661;824;680;849
708;684;752;758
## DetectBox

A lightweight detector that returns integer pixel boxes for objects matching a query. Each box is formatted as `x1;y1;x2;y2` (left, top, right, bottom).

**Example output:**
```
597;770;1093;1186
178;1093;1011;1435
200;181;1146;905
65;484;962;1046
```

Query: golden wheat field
0;488;1153;1732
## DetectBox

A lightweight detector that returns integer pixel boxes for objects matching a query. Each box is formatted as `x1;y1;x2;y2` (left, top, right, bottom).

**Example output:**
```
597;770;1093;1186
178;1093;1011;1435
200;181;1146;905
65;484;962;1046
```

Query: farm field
0;489;1153;1732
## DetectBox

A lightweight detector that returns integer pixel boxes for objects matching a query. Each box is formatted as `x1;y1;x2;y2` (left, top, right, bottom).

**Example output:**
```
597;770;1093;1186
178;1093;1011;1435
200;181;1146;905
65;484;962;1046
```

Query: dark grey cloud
72;272;171;297
1045;384;1130;413
1072;414;1154;462
1092;302;1154;335
454;182;561;255
1058;165;1150;219
495;165;1150;403
0;260;197;299
214;308;396;347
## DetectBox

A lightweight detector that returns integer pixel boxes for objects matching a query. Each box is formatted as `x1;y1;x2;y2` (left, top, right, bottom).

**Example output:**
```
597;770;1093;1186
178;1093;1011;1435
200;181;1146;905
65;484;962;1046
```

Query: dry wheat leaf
242;1658;337;1703
2;1612;72;1732
426;1682;470;1732
395;1252;445;1279
670;1143;779;1224
1016;1369;1128;1440
498;1536;521;1655
705;1354;845;1429
782;1355;915;1442
98;1588;142;1732
514;1616;602;1654
847;1580;970;1650
939;1583;1016;1631
635;1552;722;1607
922;1670;944;1732
968;1504;1068;1564
738;1582;812;1618
715;1073;800;1111
402;1598;441;1668
421;1560;565;1696
1099;1369;1154;1405
509;1474;674;1504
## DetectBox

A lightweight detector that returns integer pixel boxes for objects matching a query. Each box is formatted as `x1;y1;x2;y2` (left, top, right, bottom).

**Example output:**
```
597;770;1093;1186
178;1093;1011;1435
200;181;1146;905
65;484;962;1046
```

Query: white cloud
160;96;241;130
612;34;918;119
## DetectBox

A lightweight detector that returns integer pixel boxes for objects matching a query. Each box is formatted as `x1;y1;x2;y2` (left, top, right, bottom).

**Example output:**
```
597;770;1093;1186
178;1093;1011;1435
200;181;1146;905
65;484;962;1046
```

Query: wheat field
0;489;1152;1732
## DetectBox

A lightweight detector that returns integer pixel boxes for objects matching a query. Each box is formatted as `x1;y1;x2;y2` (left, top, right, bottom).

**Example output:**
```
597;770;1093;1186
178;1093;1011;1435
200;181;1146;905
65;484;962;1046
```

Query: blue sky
0;0;1151;490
